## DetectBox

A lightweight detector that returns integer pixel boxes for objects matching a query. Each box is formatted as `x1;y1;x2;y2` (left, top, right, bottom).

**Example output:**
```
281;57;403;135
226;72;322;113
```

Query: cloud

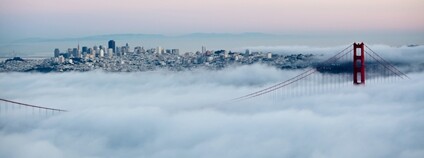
246;44;424;60
246;44;424;73
1;49;424;158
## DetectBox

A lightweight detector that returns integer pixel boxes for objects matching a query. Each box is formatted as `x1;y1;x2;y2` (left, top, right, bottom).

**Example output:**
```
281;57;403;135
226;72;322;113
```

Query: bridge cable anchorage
0;98;67;112
364;45;410;79
365;51;405;79
231;46;353;102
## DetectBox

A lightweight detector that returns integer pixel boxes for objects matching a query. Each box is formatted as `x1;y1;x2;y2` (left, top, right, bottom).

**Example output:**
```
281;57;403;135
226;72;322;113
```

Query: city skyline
1;1;424;157
1;0;423;41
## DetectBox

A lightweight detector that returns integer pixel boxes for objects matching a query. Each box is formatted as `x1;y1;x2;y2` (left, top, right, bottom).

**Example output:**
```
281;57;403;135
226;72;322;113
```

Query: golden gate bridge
231;43;408;102
0;43;410;117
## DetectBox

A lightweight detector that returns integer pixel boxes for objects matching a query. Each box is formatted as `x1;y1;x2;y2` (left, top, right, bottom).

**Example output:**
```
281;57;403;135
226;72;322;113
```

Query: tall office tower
99;49;104;57
66;48;72;58
157;46;163;55
72;48;78;58
94;46;100;56
77;42;80;54
116;47;121;56
202;46;206;54
54;48;60;57
77;43;81;58
245;49;251;55
121;46;127;55
82;46;88;54
108;40;116;53
87;48;93;54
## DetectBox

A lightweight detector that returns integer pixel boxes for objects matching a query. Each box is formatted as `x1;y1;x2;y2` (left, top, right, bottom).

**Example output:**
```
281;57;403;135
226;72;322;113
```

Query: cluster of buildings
53;40;175;64
0;40;315;72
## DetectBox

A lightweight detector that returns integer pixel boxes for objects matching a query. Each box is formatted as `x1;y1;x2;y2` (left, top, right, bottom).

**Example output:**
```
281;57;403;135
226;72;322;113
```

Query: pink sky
0;0;423;39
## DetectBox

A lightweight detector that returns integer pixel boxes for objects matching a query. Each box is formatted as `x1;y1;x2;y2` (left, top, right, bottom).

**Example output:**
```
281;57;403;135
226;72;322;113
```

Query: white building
267;52;272;59
99;49;105;57
207;56;214;62
234;55;239;61
108;48;114;57
58;56;65;64
157;46;163;55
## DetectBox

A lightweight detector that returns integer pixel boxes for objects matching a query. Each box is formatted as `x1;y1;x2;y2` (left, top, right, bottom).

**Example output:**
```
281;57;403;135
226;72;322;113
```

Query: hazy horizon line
3;30;424;43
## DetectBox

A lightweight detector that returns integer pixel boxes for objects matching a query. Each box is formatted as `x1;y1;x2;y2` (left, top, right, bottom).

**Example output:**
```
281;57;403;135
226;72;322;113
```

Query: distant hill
13;34;166;43
178;32;281;38
13;33;283;43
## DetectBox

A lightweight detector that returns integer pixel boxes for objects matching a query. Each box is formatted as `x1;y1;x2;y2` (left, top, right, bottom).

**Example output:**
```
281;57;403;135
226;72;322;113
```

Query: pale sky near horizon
0;0;423;40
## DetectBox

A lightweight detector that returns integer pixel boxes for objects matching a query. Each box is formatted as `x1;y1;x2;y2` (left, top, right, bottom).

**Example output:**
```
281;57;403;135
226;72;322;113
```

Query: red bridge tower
353;42;365;85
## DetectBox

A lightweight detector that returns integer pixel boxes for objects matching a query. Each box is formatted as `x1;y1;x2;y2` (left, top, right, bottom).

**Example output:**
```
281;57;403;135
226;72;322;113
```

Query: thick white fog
0;45;423;158
247;44;424;62
248;44;424;73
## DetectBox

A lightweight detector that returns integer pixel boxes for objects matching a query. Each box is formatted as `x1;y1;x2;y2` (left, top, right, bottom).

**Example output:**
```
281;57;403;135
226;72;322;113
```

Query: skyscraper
77;42;80;54
82;46;88;54
108;40;116;53
72;48;78;58
157;46;163;55
77;43;81;58
202;46;206;54
54;48;60;57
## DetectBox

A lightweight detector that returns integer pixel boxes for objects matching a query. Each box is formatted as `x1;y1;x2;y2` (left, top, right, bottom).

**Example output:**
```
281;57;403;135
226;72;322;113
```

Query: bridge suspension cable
0;98;67;112
231;45;353;101
364;45;409;79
